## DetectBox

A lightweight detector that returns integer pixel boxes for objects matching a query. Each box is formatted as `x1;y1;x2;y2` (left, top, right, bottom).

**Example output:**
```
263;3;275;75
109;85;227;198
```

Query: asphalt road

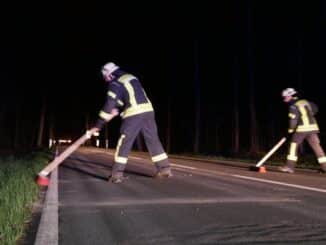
34;147;326;244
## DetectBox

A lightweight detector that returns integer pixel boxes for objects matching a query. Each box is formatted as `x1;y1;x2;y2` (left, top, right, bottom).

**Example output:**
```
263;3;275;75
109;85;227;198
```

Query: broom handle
38;129;97;177
256;137;287;167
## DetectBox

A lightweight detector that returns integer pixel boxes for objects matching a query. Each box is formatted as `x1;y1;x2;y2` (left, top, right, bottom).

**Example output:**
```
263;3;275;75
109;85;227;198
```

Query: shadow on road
62;156;154;181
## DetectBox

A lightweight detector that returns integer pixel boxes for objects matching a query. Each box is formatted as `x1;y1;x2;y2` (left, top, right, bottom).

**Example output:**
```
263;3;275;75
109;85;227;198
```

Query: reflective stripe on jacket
98;70;153;121
288;99;319;133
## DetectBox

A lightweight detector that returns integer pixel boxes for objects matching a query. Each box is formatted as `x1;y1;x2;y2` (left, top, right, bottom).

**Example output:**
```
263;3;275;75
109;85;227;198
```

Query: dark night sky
1;1;326;153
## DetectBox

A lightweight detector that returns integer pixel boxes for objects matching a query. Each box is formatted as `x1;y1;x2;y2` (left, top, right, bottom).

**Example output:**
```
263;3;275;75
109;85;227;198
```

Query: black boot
279;162;295;173
154;167;173;178
109;163;126;183
154;160;173;178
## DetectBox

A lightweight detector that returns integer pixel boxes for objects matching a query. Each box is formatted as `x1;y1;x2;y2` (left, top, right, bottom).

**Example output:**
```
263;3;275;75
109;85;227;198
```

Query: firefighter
90;62;172;183
279;88;326;173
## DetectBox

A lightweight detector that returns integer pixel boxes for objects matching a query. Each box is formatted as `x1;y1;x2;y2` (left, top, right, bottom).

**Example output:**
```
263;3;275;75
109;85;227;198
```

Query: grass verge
0;151;51;245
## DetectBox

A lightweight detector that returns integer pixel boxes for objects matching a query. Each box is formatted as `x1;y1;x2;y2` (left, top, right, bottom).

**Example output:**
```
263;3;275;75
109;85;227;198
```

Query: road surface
31;147;326;244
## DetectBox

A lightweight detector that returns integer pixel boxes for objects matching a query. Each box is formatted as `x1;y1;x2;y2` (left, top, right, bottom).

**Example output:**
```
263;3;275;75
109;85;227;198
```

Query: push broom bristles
36;175;50;186
249;166;266;173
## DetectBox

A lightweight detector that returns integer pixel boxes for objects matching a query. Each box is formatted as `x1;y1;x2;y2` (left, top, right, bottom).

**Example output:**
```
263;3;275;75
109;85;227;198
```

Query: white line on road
61;197;299;207
81;150;326;194
130;156;144;160
232;174;326;194
170;163;197;170
171;162;326;194
34;169;58;245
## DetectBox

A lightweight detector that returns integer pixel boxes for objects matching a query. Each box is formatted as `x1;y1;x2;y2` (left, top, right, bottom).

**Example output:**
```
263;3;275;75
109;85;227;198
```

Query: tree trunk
104;124;109;148
249;89;259;154
85;112;90;146
246;0;259;154
193;39;201;154
232;56;240;154
0;104;5;140
48;113;55;148
166;45;176;153
14;101;21;150
37;96;46;147
166;108;172;153
231;1;241;155
215;123;220;153
296;32;304;91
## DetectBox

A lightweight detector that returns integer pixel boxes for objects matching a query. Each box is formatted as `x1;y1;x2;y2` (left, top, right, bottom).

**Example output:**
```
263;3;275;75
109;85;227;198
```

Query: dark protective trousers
286;132;326;167
112;111;169;176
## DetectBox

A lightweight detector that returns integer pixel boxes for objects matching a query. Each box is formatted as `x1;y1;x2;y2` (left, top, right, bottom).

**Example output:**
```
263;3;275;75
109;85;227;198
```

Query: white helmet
101;62;119;76
282;88;297;97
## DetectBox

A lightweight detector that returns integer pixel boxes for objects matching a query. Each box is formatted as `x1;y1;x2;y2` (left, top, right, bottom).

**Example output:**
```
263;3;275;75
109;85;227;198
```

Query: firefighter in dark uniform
91;62;172;183
279;88;326;173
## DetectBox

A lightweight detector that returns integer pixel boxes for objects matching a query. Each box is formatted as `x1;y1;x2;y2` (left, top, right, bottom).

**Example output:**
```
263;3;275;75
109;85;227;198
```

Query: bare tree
231;1;241;155
246;0;259;154
249;82;259;154
166;45;177;153
166;107;172;153
193;39;201;154
84;112;90;146
104;123;109;148
0;104;5;141
37;96;46;147
14;100;21;150
231;55;240;154
47;112;55;149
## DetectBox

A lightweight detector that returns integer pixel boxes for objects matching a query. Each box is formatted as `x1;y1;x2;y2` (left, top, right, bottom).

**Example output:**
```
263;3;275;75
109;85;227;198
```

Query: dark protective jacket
96;69;153;129
288;98;319;133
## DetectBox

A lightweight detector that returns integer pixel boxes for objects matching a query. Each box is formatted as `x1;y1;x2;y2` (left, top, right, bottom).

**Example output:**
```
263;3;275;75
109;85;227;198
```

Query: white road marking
130;156;143;160
61;197;299;207
81;150;326;194
34;168;58;245
170;163;197;170
171;162;326;194
232;174;326;194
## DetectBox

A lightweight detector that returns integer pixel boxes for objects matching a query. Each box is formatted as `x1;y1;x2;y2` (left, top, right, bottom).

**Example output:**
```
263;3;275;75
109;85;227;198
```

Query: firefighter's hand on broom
87;108;119;138
86;127;100;139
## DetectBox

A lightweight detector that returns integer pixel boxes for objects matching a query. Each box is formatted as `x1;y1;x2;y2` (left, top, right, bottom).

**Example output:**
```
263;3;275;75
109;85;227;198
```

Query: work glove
86;128;100;139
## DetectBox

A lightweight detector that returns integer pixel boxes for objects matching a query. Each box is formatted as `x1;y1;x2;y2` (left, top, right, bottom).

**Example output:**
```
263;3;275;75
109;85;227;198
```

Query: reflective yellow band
287;142;298;161
152;153;168;162
296;124;319;132
108;91;124;106
298;105;309;126
287;155;298;161
115;134;127;164
318;157;326;164
288;113;296;119
118;74;137;84
117;100;124;106
108;91;117;98
121;103;154;119
295;100;318;132
99;110;112;121
115;156;128;164
124;81;137;107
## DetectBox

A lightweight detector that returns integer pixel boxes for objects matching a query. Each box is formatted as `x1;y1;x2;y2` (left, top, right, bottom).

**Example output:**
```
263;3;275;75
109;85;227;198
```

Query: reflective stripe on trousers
286;132;326;165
